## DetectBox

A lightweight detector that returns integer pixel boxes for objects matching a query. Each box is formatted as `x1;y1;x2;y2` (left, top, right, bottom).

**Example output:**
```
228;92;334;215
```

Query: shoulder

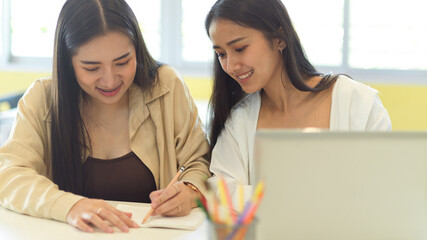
331;75;391;130
24;77;52;97
143;65;187;103
332;75;380;111
333;75;386;112
20;77;52;113
333;75;378;99
155;65;184;89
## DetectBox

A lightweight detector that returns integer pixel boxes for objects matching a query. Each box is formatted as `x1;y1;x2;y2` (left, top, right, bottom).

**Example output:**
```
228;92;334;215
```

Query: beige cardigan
0;65;211;222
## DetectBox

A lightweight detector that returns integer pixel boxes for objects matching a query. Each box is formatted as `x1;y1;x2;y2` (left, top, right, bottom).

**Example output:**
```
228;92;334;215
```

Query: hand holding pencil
143;166;199;223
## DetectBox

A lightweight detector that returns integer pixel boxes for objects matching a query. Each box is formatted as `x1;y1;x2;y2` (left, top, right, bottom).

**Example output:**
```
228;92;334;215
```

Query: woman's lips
236;70;254;84
96;83;122;97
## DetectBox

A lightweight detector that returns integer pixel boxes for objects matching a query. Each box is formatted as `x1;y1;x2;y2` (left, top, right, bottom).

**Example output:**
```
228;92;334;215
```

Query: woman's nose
226;55;241;74
99;67;116;87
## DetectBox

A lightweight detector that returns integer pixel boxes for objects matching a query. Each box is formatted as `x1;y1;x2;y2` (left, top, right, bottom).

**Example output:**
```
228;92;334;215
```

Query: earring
279;48;283;54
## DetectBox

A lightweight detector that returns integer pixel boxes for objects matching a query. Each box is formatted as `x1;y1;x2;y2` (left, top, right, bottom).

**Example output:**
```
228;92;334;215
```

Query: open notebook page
117;204;206;230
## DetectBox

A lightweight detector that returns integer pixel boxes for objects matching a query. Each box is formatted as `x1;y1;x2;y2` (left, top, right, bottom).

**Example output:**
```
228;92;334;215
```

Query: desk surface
0;202;209;240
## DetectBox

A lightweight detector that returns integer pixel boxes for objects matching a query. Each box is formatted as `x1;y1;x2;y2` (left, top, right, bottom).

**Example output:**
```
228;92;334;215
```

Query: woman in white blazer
204;0;392;206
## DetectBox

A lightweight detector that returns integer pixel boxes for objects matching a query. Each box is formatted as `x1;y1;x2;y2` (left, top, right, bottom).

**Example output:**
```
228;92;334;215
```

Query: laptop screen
254;130;427;240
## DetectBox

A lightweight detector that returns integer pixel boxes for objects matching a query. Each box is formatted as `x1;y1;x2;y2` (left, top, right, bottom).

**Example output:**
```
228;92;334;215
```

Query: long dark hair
51;0;160;194
205;0;339;149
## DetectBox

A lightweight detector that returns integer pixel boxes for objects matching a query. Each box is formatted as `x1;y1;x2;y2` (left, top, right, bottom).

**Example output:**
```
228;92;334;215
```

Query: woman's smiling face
209;18;285;93
71;31;137;106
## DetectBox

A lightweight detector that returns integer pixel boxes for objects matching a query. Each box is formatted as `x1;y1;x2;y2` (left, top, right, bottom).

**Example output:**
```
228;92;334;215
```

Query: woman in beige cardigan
0;0;210;233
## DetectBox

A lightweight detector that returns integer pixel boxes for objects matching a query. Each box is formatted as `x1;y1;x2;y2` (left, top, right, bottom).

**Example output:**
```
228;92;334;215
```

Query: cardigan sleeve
164;69;211;196
0;79;83;222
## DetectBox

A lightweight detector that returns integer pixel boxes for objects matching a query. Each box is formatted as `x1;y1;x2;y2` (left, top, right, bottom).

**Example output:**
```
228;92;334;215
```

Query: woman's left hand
149;181;198;216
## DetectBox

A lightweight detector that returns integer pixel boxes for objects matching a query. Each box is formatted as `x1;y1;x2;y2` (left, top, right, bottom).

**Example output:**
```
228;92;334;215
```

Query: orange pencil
219;175;236;223
244;181;264;223
142;166;185;224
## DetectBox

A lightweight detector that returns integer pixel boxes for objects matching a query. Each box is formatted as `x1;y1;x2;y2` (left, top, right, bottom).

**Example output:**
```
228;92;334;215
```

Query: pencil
212;192;220;223
218;175;235;224
141;166;185;224
196;197;211;220
238;184;244;213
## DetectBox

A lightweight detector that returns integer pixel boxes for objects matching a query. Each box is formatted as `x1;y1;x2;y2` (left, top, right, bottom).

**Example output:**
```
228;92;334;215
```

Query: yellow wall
0;72;51;95
369;84;427;130
1;71;427;130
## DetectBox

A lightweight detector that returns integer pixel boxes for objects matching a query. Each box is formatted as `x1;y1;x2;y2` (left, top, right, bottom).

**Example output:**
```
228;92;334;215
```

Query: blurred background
1;0;427;145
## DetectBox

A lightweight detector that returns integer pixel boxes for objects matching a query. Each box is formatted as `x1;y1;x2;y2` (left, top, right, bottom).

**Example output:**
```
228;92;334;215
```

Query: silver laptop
254;130;427;240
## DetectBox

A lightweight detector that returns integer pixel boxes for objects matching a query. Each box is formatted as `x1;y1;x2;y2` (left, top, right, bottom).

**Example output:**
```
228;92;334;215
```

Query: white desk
0;202;209;240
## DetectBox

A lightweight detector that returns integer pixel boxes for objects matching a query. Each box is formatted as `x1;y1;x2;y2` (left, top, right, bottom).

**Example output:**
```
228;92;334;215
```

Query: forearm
0;165;84;221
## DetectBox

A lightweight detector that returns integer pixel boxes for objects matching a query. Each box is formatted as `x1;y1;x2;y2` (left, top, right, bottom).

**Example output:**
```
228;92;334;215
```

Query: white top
208;76;392;207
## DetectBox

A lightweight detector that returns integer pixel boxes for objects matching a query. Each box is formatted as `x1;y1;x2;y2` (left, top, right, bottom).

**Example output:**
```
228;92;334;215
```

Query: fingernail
107;227;114;233
123;226;130;232
132;222;139;228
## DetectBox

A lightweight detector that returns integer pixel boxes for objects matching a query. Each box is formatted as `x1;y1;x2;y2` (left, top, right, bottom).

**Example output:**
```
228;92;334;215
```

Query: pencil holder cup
208;218;257;240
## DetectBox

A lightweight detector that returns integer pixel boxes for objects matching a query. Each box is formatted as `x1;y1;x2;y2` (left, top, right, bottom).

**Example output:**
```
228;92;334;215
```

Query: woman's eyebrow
213;37;247;49
80;51;132;64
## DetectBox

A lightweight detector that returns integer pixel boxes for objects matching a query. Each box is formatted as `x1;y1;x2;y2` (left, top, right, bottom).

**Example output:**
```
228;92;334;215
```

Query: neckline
86;152;134;162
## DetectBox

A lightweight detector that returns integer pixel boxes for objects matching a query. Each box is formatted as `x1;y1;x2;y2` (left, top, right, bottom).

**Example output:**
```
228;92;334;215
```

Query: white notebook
117;204;206;230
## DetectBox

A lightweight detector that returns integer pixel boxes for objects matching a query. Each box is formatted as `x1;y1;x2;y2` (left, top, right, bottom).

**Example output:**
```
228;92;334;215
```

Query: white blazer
208;76;392;207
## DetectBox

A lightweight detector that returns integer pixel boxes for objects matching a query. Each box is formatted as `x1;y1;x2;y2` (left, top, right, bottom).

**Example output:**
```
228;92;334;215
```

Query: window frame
0;0;10;66
0;0;426;83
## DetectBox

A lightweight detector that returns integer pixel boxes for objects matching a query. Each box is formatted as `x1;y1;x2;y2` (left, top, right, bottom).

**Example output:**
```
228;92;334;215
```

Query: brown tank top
82;152;156;203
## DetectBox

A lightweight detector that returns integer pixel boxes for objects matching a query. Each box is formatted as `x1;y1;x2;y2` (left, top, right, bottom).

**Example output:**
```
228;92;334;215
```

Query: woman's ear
275;27;287;51
278;39;287;51
273;37;286;53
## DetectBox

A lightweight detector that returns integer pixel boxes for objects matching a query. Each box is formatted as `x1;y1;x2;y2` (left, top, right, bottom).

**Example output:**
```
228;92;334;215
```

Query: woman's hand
149;181;198;217
66;198;139;233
